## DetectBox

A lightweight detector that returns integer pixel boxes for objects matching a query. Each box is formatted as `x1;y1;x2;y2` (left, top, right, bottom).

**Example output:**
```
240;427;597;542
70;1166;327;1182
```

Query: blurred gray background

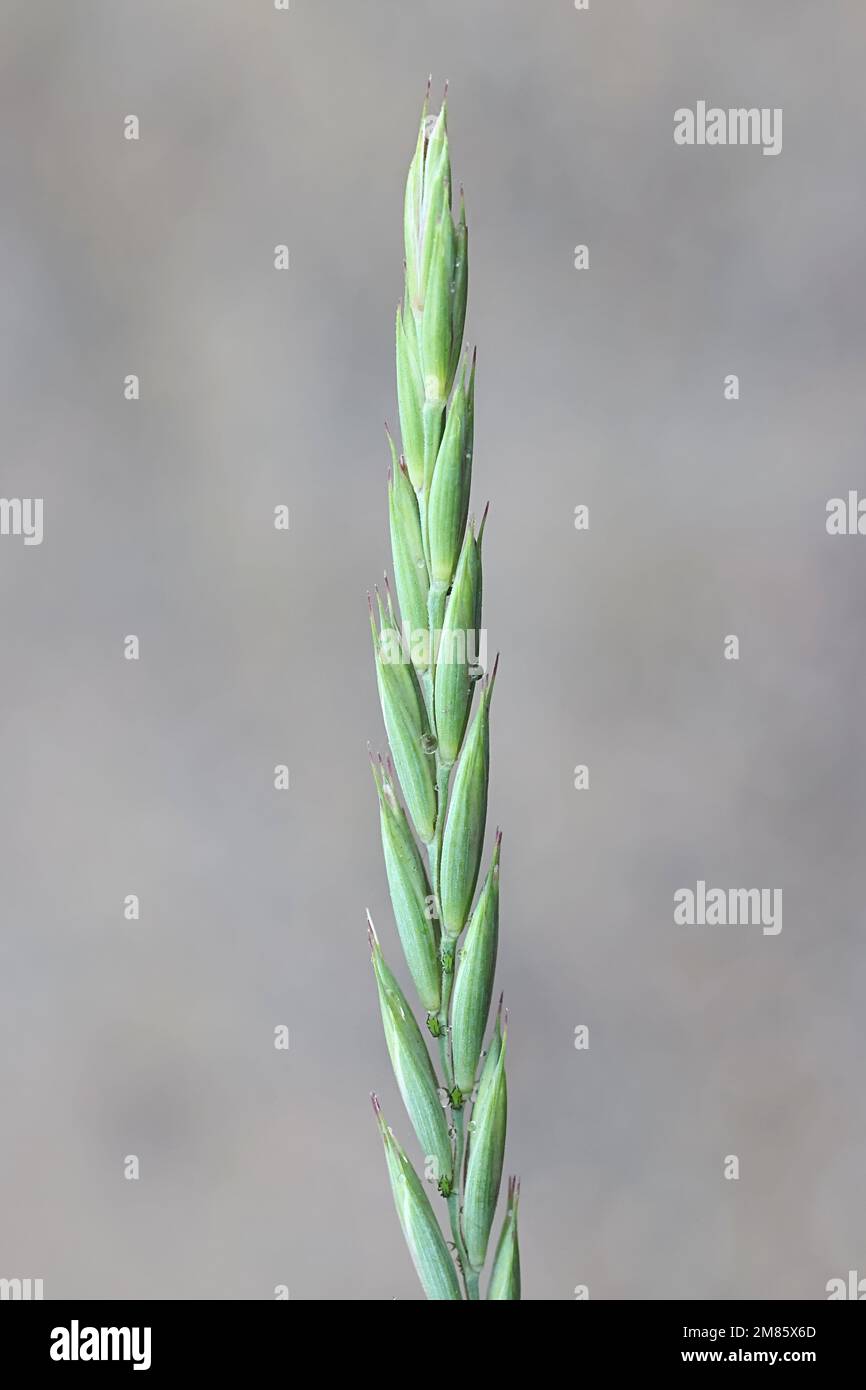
1;0;865;1300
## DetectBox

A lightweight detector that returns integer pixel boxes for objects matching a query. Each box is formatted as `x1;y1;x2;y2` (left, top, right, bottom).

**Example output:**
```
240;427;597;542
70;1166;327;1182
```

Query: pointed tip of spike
478;500;490;540
373;585;389;629
369;750;385;793
371;1091;382;1118
491;831;502;880
366;910;379;950
465;348;477;396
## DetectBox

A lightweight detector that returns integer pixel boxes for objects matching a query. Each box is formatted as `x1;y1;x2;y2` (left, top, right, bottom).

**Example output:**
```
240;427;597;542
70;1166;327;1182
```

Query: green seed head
420;207;455;406
433;518;482;766
371;593;437;843
486;1177;521;1300
395;307;425;491
450;832;501;1094
413;104;451;314
404;97;448;309
426;355;474;587
463;1009;508;1271
387;430;430;672
403;91;466;413
439;656;496;936
448;190;468;389
403;90;428;315
372;1094;462;1301
369;919;453;1194
370;89;519;1299
371;754;440;1014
